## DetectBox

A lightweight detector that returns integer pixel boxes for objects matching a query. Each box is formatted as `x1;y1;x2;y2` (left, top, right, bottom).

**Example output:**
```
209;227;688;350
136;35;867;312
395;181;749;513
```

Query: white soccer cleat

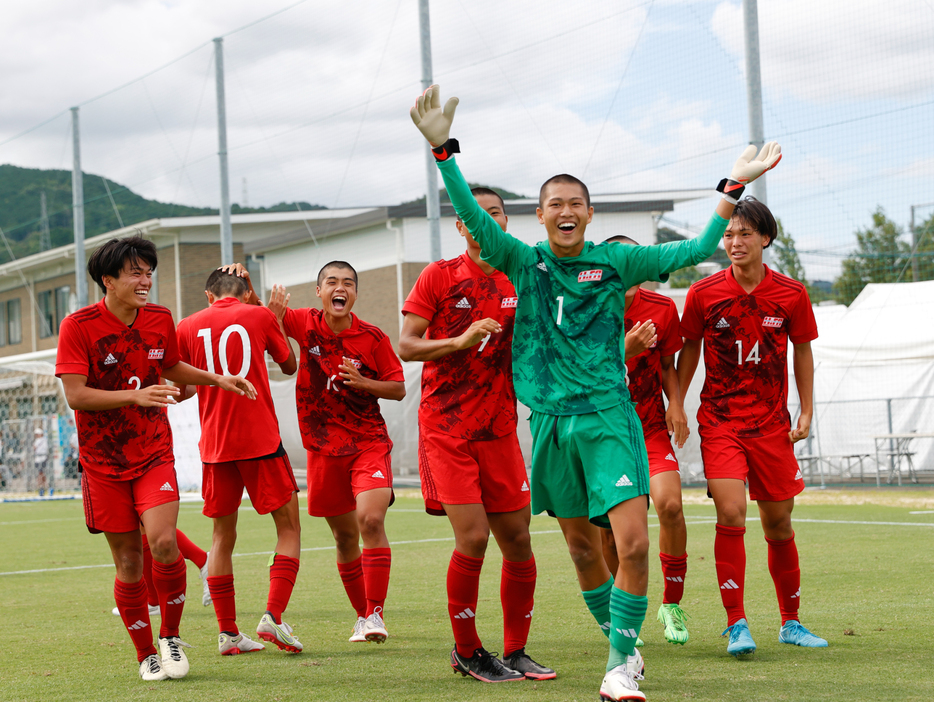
113;604;160;617
218;632;265;656
627;647;645;678
256;612;303;653
158;636;192;679
600;663;646;701
138;654;169;681
349;616;367;643
363;607;388;643
200;553;212;607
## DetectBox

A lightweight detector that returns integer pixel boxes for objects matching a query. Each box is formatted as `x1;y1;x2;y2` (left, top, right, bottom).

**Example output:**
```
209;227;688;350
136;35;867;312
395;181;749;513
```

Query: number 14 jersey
680;265;817;437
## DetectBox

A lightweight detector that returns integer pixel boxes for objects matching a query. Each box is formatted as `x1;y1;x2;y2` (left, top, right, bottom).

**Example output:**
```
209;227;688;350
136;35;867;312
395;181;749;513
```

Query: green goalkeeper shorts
529;402;649;528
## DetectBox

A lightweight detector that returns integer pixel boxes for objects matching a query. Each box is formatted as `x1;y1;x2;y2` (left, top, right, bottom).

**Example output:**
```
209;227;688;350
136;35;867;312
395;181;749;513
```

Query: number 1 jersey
176;297;291;463
680;266;817;437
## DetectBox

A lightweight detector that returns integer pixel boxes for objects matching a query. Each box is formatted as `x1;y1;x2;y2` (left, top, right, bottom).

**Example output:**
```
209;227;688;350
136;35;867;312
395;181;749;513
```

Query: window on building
37;290;55;338
55;286;71;331
7;299;22;345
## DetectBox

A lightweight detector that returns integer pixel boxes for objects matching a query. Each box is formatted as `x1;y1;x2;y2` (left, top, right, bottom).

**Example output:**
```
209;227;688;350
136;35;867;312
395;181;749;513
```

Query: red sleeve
176;318;191;364
788;288;818;344
373;334;405;382
658;299;683;356
162;314;181;368
283;307;303;340
55;315;89;377
679;286;704;340
401;263;440;321
263;308;291;363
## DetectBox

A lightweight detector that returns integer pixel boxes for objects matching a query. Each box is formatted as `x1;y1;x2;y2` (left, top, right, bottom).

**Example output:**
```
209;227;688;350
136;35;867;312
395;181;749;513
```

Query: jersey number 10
197;325;252;376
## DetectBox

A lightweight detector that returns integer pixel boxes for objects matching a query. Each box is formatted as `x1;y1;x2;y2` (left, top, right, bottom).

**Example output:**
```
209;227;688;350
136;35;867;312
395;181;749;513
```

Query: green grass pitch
1;489;933;701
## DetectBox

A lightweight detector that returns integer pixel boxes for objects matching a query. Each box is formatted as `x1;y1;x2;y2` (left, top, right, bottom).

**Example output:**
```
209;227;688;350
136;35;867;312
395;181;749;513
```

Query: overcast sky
2;0;933;281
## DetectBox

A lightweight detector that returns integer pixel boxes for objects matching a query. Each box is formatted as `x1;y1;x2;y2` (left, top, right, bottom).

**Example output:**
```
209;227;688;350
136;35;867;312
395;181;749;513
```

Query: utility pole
71;107;88;309
743;0;769;264
418;0;442;262
214;37;233;266
39;191;51;251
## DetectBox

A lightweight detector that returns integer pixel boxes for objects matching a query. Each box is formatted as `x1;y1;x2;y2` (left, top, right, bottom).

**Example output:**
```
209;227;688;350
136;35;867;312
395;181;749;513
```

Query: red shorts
645;430;680;478
81;461;179;534
699;424;803;501
306;443;394;518
202;446;298;518
418;425;530;515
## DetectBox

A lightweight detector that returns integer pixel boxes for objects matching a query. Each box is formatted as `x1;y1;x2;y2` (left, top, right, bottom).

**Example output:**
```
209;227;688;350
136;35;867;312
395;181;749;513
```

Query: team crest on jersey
345;358;362;369
762;316;784;328
578;269;603;283
501;297;518;309
148;349;164;360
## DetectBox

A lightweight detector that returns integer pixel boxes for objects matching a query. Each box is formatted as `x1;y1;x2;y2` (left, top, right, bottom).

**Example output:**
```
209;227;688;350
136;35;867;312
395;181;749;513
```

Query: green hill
0;164;325;265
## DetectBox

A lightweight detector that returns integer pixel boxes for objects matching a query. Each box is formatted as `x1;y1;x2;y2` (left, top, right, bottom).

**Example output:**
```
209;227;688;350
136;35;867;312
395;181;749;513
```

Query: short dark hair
317;261;358;287
604;235;638;245
539;174;591;209
731;196;777;248
205;268;250;297
456;187;506;223
87;235;158;294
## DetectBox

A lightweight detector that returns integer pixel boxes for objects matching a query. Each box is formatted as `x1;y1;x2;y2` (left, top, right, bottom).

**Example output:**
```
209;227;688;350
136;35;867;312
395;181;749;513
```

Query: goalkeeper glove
410;84;459;148
717;141;782;203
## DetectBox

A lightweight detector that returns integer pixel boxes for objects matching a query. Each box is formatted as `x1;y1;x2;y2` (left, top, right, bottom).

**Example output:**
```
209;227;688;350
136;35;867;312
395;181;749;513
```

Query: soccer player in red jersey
55;236;256;681
678;197;828;655
599;236;692;647
270;261;405;644
176;267;304;655
400;188;555;683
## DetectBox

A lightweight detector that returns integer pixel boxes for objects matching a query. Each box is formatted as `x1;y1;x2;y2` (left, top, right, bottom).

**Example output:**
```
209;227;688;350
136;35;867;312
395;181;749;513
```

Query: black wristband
716;178;745;203
431;138;460;162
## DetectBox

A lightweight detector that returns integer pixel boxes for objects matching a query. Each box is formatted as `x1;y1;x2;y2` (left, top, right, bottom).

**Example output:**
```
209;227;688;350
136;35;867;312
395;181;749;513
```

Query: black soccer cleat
503;647;557;680
450;646;525;683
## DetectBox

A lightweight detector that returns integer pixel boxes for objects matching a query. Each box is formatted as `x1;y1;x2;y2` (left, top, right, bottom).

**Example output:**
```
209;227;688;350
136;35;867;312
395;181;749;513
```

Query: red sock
714;524;746;626
766;533;801;625
267;554;299;624
337;557;367;618
501;556;536;657
208;574;238;634
175;529;207;570
151;553;187;638
660;552;688;605
114;578;157;662
141;534;158;608
361;547;391;617
448;550;483;658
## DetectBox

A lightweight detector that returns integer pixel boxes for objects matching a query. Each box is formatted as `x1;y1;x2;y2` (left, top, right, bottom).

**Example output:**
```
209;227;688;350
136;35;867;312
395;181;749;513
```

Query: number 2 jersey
680;265;817;437
55;300;180;481
283;309;405;456
176;297;291;463
402;253;518;440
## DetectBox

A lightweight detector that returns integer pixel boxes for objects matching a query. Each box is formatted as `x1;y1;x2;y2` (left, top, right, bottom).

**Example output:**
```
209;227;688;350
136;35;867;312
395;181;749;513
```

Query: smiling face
537;181;594;258
316;265;358;321
103;258;153;312
724;217;770;270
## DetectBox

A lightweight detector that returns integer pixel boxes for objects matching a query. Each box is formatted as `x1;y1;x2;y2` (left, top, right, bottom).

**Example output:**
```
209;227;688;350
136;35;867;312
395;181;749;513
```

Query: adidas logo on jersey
127;620;149;631
167;594;186;605
715;318;730;329
310;346;321;356
159;482;174;492
537;261;548;272
616;627;639;638
794;469;803;480
104;353;118;365
453;608;476;620
720;579;740;590
372;470;385;479
791;588;801;599
455;297;471;309
615;475;633;487
666;575;684;583
665;453;677;462
520;481;529;492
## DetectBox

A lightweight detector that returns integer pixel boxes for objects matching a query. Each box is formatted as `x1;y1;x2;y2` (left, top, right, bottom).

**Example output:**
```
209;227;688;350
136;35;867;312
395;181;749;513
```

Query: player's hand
456;318;502;351
730;142;782;184
133;384;181;408
666;403;690;449
624;320;656;360
219;263;261;305
267;284;290;321
410;84;459;147
216;375;257;400
789;412;811;444
338;357;368;391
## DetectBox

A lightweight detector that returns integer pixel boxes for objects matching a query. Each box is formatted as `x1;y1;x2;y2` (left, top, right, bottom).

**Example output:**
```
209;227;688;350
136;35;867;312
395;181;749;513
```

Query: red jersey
55;301;180;481
624;288;682;438
283;308;404;456
680;266;817;437
176;297;291;463
403;253;518;440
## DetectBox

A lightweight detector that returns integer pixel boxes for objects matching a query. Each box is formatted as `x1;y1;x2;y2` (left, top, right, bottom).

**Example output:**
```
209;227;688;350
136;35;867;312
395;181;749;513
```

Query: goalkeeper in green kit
411;85;781;702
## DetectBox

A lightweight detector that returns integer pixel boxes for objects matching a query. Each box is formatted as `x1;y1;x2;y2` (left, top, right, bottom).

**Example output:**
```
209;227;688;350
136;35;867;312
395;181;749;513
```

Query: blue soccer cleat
722;618;757;656
779;620;828;648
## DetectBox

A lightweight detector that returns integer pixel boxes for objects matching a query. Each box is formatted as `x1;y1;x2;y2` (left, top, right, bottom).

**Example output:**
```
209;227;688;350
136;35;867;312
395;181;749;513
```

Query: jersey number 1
197;325;252;376
555;296;564;326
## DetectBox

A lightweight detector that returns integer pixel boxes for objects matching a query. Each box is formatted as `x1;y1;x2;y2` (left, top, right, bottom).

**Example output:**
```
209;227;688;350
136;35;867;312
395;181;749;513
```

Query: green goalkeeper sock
607;587;647;672
582;577;613;638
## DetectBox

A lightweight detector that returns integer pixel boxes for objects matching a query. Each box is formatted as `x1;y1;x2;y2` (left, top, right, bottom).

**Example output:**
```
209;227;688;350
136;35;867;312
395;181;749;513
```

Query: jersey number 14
734;339;760;365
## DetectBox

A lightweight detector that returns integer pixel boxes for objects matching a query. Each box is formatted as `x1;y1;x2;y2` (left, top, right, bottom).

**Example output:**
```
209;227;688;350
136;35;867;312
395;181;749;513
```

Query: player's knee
457;528;490;557
716;503;746;526
212;527;237;552
566;537;602;572
331;526;359;550
357;512;385;540
654;497;683;525
115;552;144;581
147;533;177;561
617;533;649;564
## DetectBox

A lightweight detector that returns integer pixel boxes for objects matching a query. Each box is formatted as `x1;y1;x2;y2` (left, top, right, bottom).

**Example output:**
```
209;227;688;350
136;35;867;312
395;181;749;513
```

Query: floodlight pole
743;0;770;265
419;0;442;262
214;37;233;266
71;107;88;309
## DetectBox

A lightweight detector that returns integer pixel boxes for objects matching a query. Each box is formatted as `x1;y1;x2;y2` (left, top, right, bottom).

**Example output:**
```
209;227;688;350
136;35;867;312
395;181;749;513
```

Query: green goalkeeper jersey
436;156;727;416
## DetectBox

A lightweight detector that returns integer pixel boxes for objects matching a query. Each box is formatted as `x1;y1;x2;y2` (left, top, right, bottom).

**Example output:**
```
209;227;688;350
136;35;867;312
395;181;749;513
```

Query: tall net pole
214;37;233;266
419;0;442;262
743;0;770;265
70;107;88;309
